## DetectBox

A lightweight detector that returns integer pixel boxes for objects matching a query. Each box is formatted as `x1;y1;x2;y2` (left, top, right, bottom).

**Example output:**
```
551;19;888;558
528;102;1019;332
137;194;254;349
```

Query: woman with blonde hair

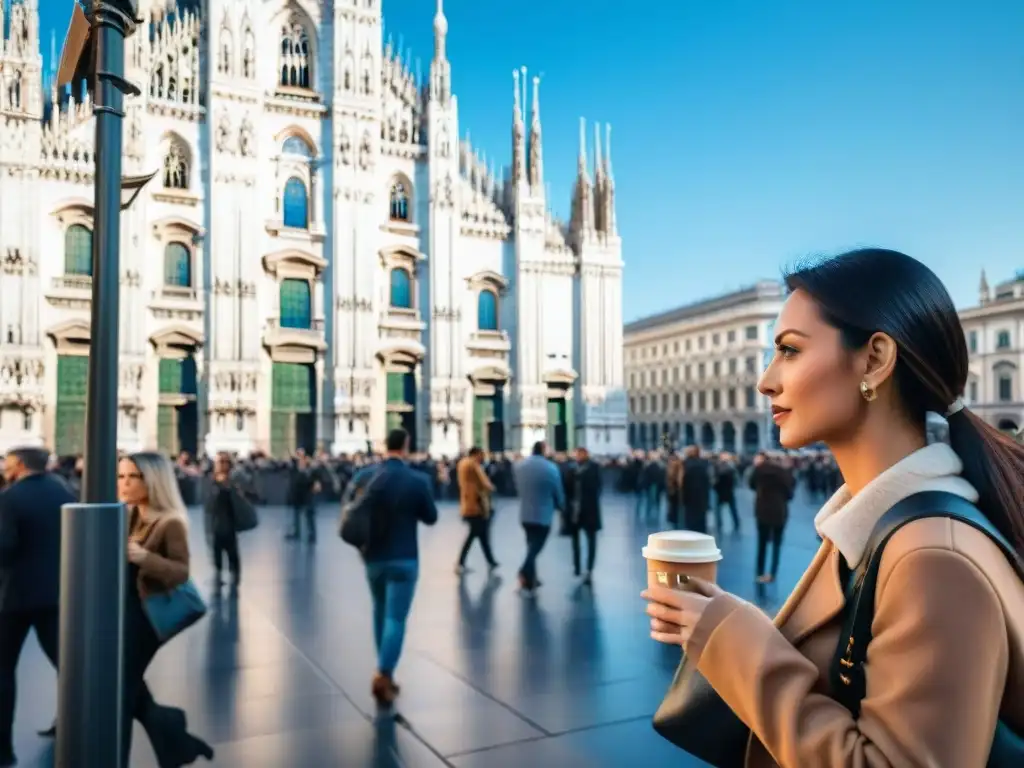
119;451;213;767
644;249;1024;767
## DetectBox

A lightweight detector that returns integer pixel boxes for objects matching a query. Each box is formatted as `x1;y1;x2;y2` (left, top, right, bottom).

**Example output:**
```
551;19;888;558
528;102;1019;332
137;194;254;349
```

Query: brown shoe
371;672;398;705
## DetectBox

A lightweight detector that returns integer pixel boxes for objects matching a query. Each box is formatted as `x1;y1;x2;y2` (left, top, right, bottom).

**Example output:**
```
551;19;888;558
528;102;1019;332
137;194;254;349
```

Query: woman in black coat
748;453;795;584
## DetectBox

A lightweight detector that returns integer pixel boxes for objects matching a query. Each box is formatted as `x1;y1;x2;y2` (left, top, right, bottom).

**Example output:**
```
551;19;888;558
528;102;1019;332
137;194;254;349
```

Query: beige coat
457;457;494;518
687;444;1024;767
129;507;190;599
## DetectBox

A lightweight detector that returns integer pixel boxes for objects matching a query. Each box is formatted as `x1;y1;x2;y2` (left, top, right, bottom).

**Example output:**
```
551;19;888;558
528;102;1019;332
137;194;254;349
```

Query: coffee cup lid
642;530;722;563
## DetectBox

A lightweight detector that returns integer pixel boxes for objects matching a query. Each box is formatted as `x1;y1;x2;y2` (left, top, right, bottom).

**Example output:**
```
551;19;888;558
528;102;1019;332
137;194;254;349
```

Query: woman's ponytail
947;407;1024;556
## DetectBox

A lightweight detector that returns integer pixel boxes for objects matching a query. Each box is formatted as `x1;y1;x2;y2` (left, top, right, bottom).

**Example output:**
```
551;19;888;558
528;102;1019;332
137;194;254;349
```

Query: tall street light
55;2;152;766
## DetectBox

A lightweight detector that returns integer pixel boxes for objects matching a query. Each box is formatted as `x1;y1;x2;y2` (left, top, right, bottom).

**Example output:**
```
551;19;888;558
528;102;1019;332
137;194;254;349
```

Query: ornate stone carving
338;129;351;166
215;112;233;153
337;297;373;312
238;116;255;157
0;357;44;387
432;306;460;321
125;108;143;160
432;172;454;207
358;131;373;170
2;248;35;275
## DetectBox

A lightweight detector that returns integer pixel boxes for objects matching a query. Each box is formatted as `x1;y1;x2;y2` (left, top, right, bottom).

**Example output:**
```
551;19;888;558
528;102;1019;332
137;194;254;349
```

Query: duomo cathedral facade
0;0;627;457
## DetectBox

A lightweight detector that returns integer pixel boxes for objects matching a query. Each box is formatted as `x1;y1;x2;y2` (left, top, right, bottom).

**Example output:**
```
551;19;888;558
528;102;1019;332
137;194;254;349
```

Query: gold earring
860;381;877;402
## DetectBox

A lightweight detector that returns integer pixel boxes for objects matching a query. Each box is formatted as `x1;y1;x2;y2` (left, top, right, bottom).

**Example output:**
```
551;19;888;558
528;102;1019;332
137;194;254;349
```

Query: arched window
163;242;191;287
218;23;232;75
282;135;313;157
477;289;498;331
162;138;189;190
279;20;311;89
241;27;256;79
389;180;410;221
282;177;308;229
279;278;312;329
389;268;411;309
64;224;92;276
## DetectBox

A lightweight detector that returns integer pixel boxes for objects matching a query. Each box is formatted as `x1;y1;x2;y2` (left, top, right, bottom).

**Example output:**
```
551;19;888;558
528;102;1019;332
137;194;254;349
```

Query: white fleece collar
814;443;978;568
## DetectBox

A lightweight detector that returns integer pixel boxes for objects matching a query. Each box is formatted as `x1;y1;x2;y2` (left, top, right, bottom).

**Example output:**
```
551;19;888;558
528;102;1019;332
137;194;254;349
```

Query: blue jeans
364;560;418;676
518;523;550;588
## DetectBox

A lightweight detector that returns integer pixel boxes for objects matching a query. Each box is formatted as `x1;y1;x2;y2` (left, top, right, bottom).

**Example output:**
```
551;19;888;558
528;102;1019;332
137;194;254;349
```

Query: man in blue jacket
514;441;565;594
358;428;438;705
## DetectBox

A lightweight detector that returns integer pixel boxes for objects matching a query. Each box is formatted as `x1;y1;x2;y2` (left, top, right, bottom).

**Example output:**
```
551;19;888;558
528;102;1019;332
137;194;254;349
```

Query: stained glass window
283;177;308;229
280;278;312;329
477;290;498;331
164;243;191;287
389;268;411;309
64;224;92;276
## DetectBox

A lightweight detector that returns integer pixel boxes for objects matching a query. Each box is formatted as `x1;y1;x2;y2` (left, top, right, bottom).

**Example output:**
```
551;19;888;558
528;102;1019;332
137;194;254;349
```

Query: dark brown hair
785;248;1024;553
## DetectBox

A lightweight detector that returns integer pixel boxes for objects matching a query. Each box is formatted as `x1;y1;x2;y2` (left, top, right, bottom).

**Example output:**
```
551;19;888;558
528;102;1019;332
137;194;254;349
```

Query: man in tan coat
455;447;497;574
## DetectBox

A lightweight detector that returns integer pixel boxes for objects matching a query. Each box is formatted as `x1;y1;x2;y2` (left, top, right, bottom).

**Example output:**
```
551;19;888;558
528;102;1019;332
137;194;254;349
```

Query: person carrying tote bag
641;250;1024;767
119;452;213;767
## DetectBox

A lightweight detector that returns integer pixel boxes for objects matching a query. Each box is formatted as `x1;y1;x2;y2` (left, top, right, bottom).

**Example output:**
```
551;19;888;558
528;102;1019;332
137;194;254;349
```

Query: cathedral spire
511;68;525;185
429;0;450;103
571;117;594;239
433;0;448;61
528;75;543;191
980;268;990;305
604;123;616;235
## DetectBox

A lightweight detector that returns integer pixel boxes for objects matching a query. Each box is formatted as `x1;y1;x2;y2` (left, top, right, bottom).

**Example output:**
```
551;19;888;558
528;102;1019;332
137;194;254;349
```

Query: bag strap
830;490;1024;716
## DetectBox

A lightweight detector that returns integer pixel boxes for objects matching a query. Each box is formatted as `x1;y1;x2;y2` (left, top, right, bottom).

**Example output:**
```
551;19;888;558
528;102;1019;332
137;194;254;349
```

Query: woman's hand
127;541;148;564
642;578;725;647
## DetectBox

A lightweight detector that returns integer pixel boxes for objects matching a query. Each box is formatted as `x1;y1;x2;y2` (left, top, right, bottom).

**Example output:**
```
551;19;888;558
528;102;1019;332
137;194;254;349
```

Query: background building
0;0;627;457
961;270;1024;435
623;281;784;454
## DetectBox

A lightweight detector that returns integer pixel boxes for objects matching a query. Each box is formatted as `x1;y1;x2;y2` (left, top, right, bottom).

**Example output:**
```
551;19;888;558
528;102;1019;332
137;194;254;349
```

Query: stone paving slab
10;488;826;767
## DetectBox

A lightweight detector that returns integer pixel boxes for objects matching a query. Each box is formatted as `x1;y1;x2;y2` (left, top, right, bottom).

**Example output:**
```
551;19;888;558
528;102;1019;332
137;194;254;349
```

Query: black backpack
337;467;385;552
830;490;1024;766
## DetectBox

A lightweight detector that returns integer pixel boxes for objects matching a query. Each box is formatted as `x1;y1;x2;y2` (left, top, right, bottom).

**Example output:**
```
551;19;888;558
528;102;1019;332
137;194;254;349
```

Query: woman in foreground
121;452;214;767
644;248;1024;766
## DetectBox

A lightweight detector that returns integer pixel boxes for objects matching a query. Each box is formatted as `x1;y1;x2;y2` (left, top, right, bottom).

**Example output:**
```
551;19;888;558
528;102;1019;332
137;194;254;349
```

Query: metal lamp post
55;2;151;766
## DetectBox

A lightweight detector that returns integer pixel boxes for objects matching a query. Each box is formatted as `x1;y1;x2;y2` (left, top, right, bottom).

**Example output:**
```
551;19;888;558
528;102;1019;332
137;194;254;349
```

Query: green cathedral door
271;362;316;457
157;356;198;457
546;395;574;453
55;355;88;456
473;391;505;453
385;371;417;448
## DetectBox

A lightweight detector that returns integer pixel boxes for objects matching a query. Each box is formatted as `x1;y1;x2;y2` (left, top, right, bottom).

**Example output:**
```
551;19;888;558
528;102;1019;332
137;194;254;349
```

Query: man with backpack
341;428;437;706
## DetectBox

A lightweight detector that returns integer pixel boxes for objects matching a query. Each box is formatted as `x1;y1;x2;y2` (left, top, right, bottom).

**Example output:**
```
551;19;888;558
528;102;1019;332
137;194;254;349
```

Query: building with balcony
961;270;1024;436
623;281;785;454
0;0;627;457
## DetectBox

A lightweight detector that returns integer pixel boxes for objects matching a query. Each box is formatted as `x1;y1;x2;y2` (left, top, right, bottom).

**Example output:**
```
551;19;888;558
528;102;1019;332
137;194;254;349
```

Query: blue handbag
143;579;207;643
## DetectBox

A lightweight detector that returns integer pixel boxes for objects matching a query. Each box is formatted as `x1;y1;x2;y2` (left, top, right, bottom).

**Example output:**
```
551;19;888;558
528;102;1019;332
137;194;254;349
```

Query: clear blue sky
38;0;1024;320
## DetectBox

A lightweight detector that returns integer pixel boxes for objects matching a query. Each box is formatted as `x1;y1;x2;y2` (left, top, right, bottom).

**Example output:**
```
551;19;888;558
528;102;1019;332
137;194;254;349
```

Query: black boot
139;702;214;767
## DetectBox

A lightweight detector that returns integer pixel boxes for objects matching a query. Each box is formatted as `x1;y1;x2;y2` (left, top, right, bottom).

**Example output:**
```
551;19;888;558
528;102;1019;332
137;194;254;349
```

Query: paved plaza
12;488;828;767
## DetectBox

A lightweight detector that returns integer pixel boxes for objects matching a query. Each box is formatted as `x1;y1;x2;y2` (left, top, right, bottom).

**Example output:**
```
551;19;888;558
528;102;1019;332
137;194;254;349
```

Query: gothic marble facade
0;0;627;457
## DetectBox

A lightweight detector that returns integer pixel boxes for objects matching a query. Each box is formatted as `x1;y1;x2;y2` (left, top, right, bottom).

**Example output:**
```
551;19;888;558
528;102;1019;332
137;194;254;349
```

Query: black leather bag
231;491;259;533
830;491;1024;767
338;468;384;552
652;654;749;767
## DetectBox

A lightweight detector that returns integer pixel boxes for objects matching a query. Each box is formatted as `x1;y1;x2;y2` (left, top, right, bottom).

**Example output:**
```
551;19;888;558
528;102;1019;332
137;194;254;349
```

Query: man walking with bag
344;429;437;706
